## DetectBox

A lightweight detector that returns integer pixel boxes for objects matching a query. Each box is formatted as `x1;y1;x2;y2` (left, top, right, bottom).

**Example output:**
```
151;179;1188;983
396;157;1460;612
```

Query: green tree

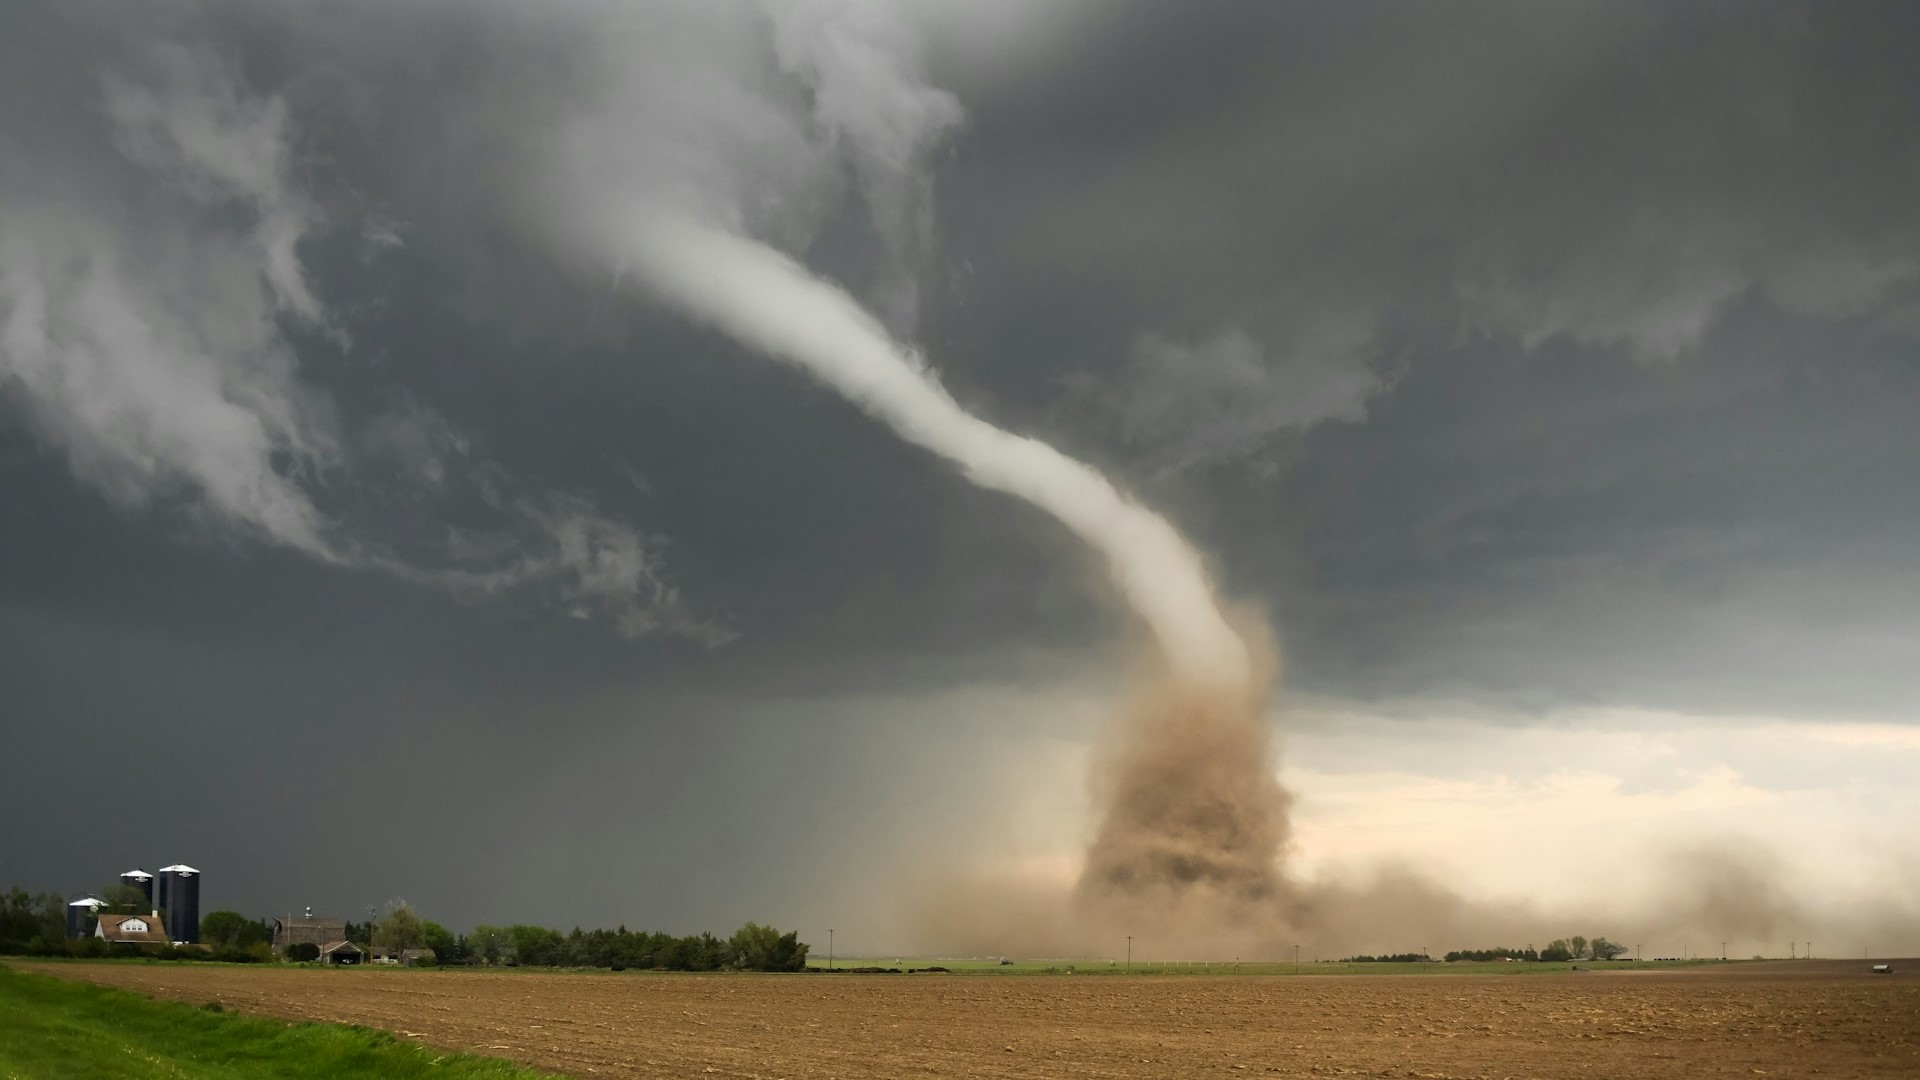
200;911;254;950
1590;936;1628;960
506;924;564;966
1540;939;1574;962
422;920;457;964
729;922;808;972
373;900;426;959
1569;935;1589;960
98;882;150;915
0;888;65;950
468;924;510;966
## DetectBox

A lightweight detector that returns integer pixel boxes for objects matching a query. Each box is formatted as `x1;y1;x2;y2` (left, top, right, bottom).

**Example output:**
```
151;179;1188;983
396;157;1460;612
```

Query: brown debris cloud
1073;618;1292;945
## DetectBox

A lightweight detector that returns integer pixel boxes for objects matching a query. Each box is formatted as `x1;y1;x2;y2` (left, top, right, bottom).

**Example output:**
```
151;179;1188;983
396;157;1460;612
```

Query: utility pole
1126;935;1132;971
1790;941;1795;960
1294;944;1300;974
828;929;834;971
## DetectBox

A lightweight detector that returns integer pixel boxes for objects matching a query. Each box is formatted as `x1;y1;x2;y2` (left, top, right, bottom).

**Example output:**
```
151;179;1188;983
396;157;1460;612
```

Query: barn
273;912;348;954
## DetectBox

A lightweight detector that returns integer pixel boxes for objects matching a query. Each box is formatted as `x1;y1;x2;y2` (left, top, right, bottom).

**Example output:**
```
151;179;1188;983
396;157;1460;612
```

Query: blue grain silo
66;896;104;939
157;864;200;944
120;868;154;906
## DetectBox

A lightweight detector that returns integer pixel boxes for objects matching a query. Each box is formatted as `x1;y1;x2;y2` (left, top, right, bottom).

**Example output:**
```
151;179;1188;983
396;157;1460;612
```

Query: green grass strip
0;966;561;1080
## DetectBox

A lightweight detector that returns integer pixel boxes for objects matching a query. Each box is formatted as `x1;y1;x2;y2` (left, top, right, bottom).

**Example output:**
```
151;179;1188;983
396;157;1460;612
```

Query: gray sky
3;0;1917;956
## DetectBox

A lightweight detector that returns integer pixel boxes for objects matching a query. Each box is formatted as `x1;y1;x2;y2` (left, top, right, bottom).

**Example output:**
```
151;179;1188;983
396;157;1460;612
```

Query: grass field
0;964;556;1080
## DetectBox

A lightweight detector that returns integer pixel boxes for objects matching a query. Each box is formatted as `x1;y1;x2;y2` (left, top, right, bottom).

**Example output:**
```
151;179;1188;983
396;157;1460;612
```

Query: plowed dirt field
15;960;1918;1079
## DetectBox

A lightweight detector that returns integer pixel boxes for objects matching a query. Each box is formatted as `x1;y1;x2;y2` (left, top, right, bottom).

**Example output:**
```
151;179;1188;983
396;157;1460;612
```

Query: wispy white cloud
0;47;342;558
0;35;721;643
768;0;964;332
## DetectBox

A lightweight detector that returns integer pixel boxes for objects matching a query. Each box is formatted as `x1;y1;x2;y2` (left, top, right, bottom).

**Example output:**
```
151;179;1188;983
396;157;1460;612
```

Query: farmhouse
96;912;170;945
371;947;435;966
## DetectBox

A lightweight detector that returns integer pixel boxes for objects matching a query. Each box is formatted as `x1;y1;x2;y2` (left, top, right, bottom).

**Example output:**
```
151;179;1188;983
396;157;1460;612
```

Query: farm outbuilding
318;940;365;965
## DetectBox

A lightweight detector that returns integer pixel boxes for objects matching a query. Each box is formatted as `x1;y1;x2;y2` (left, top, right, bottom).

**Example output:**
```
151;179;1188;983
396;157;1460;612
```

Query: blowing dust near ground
1073;617;1296;956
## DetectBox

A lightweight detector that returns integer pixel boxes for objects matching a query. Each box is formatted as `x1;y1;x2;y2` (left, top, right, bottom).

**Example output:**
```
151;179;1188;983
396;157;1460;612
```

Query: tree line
1442;936;1629;963
357;900;809;972
1541;935;1628;961
432;920;807;971
4;886;807;973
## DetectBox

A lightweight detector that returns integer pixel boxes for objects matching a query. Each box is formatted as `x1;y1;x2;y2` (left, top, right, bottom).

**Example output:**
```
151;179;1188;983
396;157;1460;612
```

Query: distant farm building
318;940;366;964
66;896;106;939
120;869;154;905
156;865;202;945
96;913;170;945
372;947;435;966
273;913;349;954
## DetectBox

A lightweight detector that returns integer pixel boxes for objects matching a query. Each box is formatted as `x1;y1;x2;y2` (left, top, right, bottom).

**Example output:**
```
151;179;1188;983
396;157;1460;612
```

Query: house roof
97;913;170;944
318;940;364;954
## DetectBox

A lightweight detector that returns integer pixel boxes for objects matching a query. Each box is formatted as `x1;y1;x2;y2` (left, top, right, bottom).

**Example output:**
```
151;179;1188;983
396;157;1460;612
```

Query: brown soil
14;959;1919;1078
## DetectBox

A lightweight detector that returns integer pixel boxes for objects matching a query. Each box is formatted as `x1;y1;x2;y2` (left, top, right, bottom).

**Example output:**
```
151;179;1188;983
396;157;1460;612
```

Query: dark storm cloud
933;0;1920;462
1246;307;1920;717
921;0;1920;717
3;0;1918;936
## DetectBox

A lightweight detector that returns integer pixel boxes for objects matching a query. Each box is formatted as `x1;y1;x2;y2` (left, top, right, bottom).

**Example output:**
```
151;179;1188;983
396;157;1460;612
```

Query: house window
123;918;148;933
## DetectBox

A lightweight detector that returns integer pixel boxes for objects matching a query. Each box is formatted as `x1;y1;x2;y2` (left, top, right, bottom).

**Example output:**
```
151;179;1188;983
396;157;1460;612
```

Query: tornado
621;212;1290;933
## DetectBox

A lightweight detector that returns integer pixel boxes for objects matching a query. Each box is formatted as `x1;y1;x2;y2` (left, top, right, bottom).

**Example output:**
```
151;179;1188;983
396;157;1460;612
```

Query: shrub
287;942;320;962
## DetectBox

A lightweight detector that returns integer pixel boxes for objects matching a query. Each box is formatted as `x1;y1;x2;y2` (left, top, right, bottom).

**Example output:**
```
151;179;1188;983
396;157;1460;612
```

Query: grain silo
120;868;154;905
66;896;104;939
157;864;200;944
